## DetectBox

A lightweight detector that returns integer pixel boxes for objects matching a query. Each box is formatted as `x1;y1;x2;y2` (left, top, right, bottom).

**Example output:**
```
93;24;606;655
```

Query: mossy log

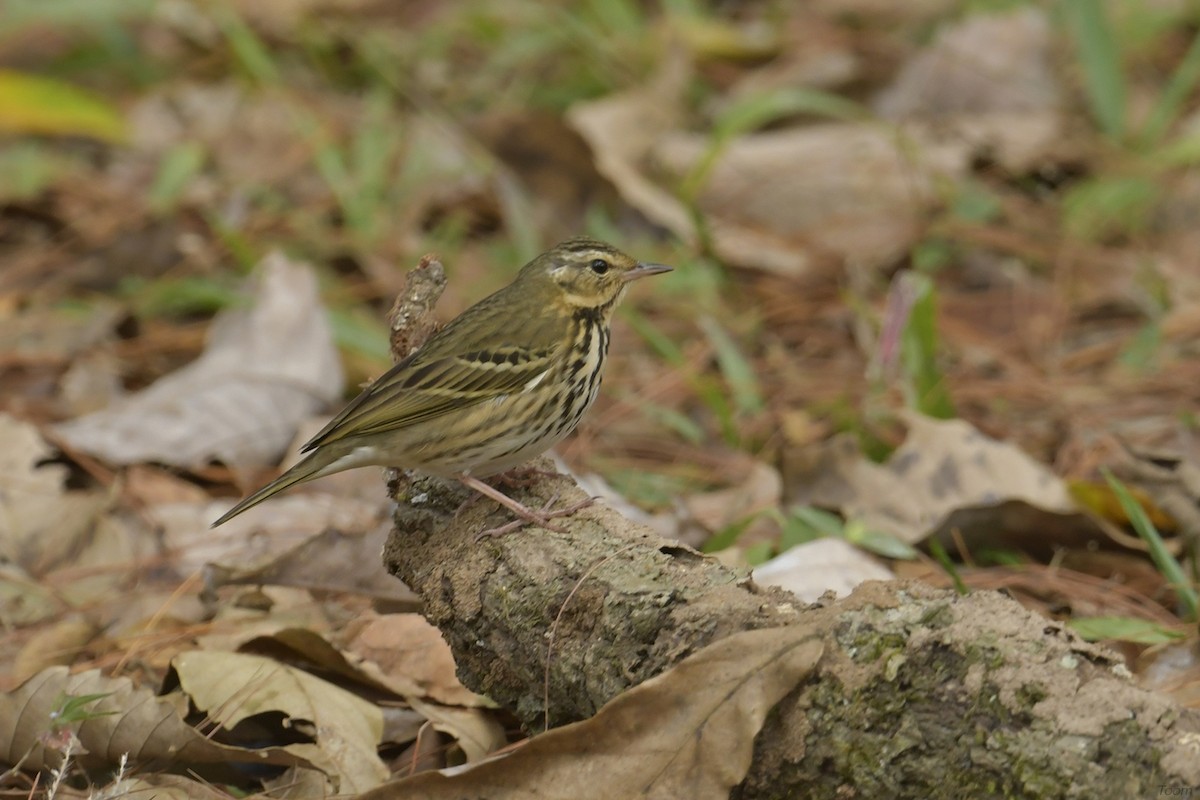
382;469;1200;799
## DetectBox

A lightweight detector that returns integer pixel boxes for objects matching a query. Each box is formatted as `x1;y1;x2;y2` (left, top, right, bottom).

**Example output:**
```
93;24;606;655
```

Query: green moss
964;642;1007;670
837;622;909;664
797;646;1051;798
918;602;955;628
768;629;1184;799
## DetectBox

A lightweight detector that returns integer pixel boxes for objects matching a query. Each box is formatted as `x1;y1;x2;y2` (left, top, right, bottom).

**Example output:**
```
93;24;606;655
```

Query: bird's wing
301;334;558;451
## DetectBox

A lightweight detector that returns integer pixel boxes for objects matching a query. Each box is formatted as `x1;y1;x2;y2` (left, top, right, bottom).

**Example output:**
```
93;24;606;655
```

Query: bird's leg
475;492;598;540
492;464;563;489
456;474;595;539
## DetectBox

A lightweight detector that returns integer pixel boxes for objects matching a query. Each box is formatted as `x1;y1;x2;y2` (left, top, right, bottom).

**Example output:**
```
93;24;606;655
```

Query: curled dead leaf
788;411;1093;551
346;614;487;707
53;252;343;470
170;650;389;793
358;625;823;800
0;666;308;775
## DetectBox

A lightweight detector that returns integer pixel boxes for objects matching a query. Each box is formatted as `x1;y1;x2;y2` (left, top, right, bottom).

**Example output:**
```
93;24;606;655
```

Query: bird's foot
474;493;597;540
457;474;595;539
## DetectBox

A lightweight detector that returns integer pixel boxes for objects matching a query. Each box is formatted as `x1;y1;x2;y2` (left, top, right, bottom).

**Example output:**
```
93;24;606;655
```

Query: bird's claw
474;493;597;540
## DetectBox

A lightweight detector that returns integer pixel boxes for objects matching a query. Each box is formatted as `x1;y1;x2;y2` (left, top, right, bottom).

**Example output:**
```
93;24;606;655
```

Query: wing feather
301;344;555;451
301;273;564;452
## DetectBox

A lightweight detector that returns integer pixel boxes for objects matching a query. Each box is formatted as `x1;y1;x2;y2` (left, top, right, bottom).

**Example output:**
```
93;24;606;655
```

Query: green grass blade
149;142;206;213
787;506;847;539
1062;174;1158;240
702;511;766;553
1068;616;1184;644
929;540;968;595
1103;469;1199;620
636;401;706;445
843;521;919;560
120;275;238;319
215;7;280;85
898;273;955;419
698;316;764;416
1061;0;1127;139
712;87;868;142
1140;29;1200;146
624;310;686;366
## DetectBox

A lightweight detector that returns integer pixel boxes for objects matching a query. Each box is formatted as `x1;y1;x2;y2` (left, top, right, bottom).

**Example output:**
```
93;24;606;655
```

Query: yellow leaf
1068;479;1177;532
0;69;125;142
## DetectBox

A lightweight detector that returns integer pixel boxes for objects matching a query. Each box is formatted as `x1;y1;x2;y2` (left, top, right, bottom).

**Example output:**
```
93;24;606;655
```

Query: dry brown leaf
0;666;308;773
204;618;491;752
571;56;1059;276
407;698;507;764
223;625;432;706
652;115;1058;273
170;650;389;793
0;413;108;575
567;53;816;274
656;124;935;273
202;517;414;604
1137;641;1200;709
261;764;337;798
58;350;123;417
129;83;319;191
122;465;212;507
53;252;343;470
1113;442;1200;545
195;620;497;760
195;588;335;648
789;411;1084;545
472;110;613;238
359;625;823;800
11;618;98;685
717;14;859;107
380;705;427;748
95;773;237;800
875;7;1061;118
0;565;60;629
101;587;210;672
53;511;161;612
346;614;485;707
149;490;384;577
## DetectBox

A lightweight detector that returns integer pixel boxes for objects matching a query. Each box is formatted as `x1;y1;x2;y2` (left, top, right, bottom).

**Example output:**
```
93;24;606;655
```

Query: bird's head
520;237;672;312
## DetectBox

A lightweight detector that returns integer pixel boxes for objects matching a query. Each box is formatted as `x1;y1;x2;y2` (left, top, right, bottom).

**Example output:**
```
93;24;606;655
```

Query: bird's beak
623;262;673;283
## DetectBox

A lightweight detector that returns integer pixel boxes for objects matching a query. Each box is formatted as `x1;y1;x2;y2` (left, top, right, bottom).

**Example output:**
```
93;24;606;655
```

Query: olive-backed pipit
212;238;671;532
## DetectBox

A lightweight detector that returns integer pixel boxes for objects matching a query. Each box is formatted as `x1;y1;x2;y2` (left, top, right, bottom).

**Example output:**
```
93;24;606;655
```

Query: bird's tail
210;447;344;527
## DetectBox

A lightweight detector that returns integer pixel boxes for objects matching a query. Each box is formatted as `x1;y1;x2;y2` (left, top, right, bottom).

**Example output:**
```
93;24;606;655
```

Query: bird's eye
589;258;610;275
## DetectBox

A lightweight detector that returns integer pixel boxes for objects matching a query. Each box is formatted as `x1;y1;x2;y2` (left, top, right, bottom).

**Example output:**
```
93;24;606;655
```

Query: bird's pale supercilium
211;238;672;531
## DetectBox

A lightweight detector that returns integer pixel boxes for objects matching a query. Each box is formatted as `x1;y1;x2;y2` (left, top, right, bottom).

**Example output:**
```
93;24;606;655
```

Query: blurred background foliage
2;0;1200;633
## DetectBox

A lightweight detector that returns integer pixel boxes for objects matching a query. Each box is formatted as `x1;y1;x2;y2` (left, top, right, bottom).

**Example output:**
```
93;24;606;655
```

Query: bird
211;237;672;532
